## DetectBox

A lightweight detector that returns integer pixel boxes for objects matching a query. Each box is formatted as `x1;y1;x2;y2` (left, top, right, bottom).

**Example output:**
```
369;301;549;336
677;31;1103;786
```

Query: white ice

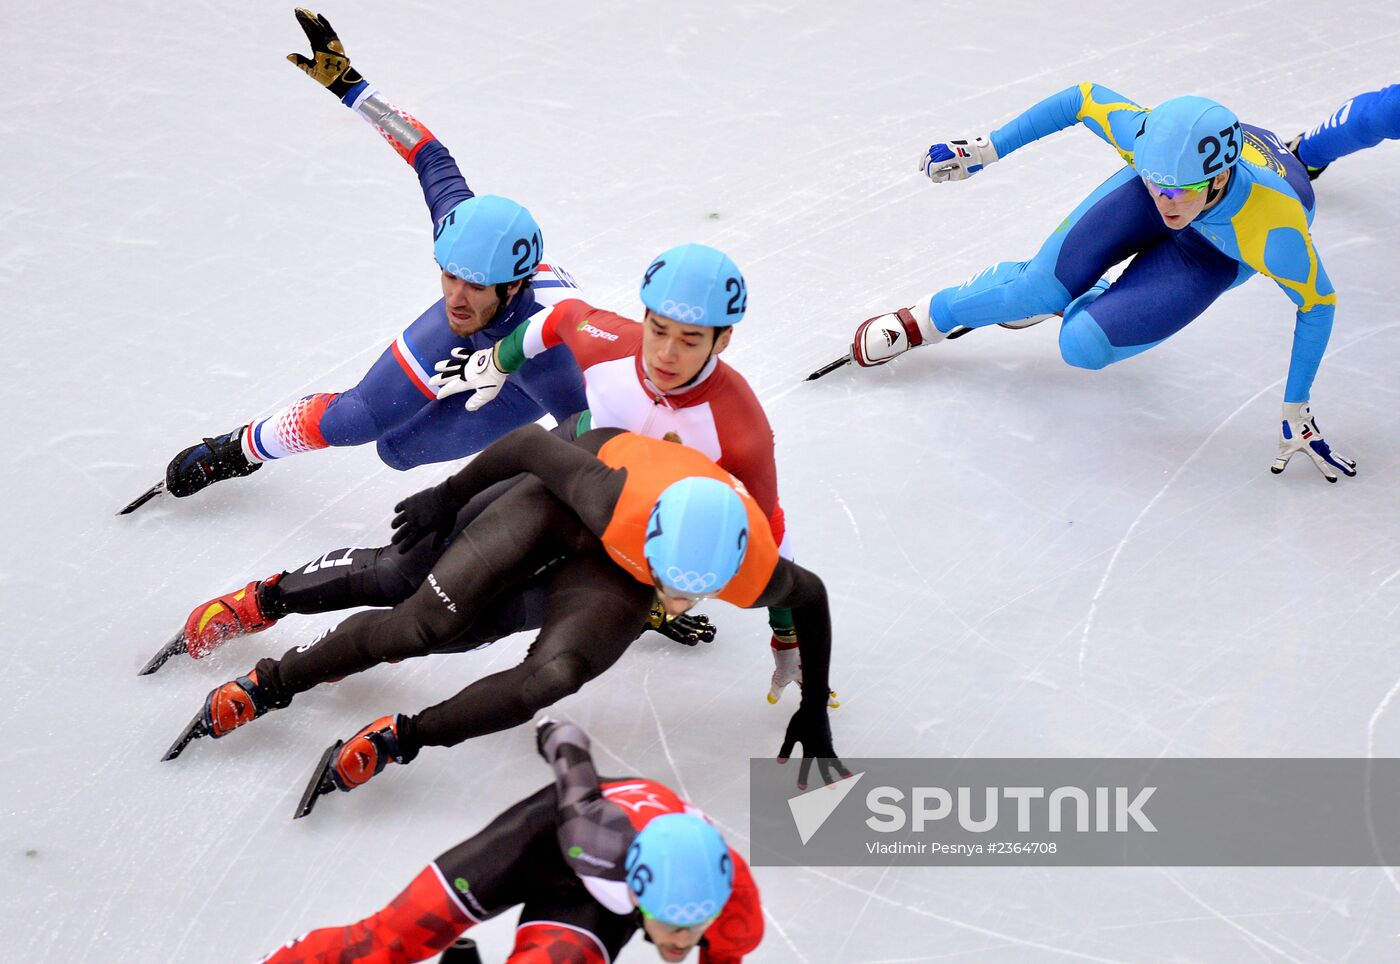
6;1;1400;961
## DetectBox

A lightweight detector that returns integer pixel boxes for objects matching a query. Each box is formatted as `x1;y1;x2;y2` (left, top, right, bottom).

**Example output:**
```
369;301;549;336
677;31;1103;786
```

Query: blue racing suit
923;82;1337;403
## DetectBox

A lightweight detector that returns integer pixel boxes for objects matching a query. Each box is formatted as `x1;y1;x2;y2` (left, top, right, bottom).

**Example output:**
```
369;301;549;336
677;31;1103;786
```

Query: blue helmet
640;243;747;326
626;813;734;927
1134;95;1242;187
433;195;542;285
644;477;749;598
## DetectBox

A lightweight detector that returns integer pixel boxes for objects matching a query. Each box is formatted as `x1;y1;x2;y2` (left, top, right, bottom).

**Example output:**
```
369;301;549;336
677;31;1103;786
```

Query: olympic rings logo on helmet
660;300;706;323
660;899;720;926
442;262;489;285
1137;169;1179;186
663;567;719;595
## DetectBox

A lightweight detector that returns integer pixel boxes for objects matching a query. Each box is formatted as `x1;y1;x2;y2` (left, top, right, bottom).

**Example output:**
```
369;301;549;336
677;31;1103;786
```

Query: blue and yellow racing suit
923;83;1334;403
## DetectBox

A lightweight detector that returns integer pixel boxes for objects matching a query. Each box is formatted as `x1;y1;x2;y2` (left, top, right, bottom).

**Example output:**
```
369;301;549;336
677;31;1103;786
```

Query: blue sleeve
991;83;1148;165
991;86;1085;157
1284;301;1334;403
412;139;475;227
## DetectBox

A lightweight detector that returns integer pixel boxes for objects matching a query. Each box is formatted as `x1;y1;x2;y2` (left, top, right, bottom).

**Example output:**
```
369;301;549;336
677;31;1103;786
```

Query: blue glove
1270;402;1357;483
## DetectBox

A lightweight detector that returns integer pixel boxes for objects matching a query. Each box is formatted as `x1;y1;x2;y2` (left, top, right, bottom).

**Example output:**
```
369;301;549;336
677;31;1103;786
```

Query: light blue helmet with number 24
433;195;542;286
640;243;747;326
1134;95;1242;187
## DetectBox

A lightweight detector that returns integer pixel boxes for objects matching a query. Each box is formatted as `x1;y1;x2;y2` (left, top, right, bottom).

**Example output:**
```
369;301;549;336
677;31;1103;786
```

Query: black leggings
256;479;654;756
264;477;543;649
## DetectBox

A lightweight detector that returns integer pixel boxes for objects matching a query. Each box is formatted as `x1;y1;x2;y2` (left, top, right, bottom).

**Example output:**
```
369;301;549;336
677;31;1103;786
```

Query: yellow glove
287;8;365;99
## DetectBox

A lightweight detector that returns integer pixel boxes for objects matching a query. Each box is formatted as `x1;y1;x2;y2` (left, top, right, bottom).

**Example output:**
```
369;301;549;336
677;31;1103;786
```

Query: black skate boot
439;937;483;963
164;425;261;498
1285;134;1328;181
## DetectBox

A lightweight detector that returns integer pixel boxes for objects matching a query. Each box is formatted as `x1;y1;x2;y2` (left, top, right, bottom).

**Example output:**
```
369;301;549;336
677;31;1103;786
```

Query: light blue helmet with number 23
433;195;542;286
640;243;747;326
1134;95;1242;187
644;477;749;599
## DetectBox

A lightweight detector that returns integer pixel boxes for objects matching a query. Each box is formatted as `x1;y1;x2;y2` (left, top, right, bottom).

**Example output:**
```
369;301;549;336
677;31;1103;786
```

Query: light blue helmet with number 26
433;195;542;285
1134;96;1241;186
627;813;734;927
640;243;747;326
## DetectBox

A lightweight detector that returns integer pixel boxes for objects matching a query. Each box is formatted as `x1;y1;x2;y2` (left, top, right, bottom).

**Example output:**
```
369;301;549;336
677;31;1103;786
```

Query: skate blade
945;325;973;339
162;710;208;762
997;316;1048;330
138;629;188;676
293;740;343;820
118;480;165;516
805;354;851;381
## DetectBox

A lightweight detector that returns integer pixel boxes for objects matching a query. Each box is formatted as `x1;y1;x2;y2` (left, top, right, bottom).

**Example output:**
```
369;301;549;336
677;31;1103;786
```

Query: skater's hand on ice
918;136;998;183
768;632;841;708
1271;401;1357;483
287;8;364;99
390;481;458;552
646;602;717;646
430;347;510;412
778;702;850;790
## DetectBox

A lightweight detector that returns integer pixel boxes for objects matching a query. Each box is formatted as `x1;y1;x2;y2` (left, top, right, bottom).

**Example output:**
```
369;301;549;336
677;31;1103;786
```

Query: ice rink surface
6;1;1400;960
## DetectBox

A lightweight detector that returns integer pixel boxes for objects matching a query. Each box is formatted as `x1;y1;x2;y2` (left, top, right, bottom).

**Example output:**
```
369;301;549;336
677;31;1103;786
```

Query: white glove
768;637;840;708
1270;401;1357;483
918;135;999;183
429;346;509;412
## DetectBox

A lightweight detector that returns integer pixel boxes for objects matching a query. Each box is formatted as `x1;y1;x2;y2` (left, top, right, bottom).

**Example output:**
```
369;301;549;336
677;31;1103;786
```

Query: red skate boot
139;574;282;676
162;669;277;761
295;715;406;818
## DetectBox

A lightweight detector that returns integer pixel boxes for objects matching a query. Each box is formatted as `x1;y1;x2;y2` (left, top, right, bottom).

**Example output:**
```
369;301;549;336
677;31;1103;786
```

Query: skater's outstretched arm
391;426;625;552
286;7;471;225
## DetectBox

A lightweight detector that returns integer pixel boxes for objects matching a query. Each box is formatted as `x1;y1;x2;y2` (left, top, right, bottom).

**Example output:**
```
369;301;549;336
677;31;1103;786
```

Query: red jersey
511;299;789;554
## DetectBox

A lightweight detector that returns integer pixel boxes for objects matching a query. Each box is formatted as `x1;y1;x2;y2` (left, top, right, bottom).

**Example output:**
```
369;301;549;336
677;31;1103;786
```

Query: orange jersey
596;433;778;608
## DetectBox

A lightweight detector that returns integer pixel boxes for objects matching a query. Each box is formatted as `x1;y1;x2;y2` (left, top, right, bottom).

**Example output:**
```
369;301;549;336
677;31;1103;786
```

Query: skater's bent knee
1058;314;1114;370
374;437;423;471
520;652;591;710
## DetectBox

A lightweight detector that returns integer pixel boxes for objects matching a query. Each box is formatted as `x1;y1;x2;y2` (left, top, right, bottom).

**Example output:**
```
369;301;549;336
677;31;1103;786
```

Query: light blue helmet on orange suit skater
1134;95;1242;186
643;477;749;598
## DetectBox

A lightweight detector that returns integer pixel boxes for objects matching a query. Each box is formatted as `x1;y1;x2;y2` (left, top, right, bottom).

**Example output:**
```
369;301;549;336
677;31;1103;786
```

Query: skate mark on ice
800;865;1131;962
642;668;689;802
1078;322;1398;674
1159;870;1316;964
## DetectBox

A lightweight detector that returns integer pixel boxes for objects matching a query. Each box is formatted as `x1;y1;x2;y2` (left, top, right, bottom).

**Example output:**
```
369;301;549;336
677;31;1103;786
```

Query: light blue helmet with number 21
1134;95;1242;186
640;243;747;326
433;195;542;286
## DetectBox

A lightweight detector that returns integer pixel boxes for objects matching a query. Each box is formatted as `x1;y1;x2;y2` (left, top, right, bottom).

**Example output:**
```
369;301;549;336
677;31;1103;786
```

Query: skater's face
642;311;732;392
655;588;701;618
441;273;524;336
1144;169;1230;230
640;913;716;961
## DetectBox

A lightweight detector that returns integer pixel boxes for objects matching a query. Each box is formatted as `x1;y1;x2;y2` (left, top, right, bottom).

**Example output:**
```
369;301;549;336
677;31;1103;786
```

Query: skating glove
287;8;364;99
778;702;851;790
646;601;717;646
768;630;841;708
1270;402;1357;483
919;136;999;183
430;347;511;412
390;480;459;552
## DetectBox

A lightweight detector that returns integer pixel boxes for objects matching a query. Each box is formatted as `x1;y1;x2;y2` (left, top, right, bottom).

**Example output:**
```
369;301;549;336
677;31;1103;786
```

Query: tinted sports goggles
1143;177;1211;200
